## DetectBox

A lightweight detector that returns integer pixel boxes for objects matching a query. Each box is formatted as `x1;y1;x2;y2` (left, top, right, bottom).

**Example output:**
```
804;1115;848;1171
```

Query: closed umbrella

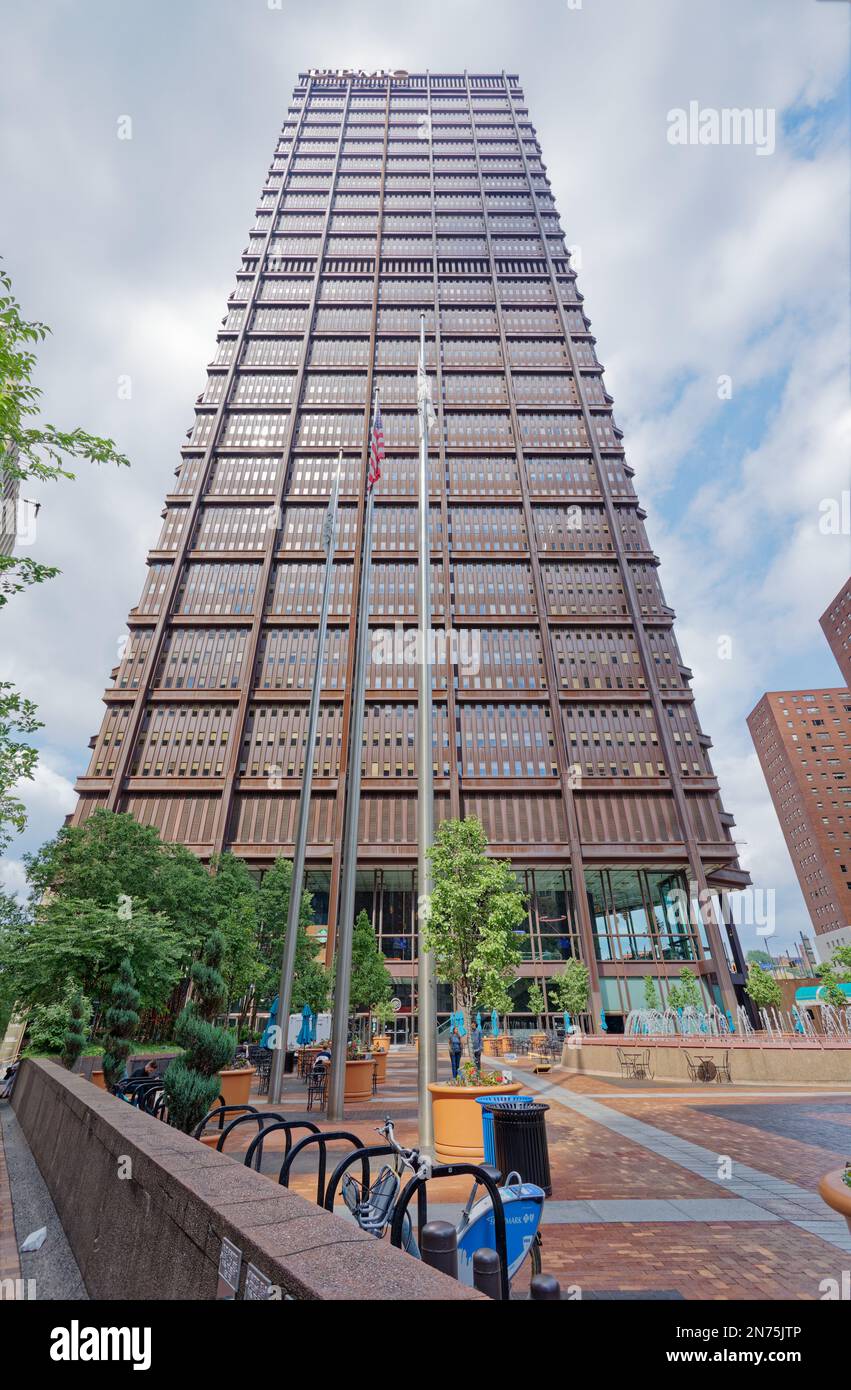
490;1008;499;1037
260;996;278;1050
296;1004;312;1047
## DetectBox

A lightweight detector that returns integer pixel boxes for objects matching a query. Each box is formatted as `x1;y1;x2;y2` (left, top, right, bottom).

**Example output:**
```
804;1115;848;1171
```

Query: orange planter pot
428;1080;523;1163
217;1068;253;1109
372;1049;388;1084
90;1069;106;1090
819;1169;851;1235
371;1035;391;1054
342;1058;375;1103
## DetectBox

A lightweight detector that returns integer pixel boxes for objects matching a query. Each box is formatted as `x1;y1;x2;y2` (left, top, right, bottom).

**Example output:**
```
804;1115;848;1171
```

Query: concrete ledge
12;1059;480;1301
560;1038;851;1085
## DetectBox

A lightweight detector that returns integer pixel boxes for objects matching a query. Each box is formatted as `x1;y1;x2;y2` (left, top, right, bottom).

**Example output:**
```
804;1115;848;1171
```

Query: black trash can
488;1101;551;1196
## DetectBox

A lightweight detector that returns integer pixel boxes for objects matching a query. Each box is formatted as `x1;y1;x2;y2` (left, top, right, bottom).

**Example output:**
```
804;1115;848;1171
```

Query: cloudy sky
1;0;848;957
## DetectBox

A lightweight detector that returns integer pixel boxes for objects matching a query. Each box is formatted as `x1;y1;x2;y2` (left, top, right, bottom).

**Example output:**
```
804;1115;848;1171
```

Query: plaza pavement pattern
242;1050;851;1300
2;1051;851;1300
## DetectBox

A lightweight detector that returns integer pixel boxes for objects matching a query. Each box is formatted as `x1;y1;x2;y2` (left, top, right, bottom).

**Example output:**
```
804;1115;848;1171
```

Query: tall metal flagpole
268;455;341;1105
416;312;437;1150
328;397;378;1122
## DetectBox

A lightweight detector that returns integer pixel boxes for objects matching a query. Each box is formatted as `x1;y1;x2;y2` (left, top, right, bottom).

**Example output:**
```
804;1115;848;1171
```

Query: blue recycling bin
476;1094;534;1166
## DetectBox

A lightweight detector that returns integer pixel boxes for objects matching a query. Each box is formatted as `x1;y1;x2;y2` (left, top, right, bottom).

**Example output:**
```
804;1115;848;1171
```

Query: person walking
449;1025;463;1080
471;1019;483;1074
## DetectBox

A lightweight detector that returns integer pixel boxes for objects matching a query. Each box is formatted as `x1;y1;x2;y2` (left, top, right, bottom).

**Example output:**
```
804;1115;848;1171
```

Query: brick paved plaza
204;1050;851;1301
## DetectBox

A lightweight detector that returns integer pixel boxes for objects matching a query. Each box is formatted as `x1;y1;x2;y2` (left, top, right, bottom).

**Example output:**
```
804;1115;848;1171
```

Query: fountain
625;1005;733;1037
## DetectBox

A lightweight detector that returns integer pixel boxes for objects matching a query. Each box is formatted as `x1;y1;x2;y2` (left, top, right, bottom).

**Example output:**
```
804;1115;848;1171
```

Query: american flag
368;398;384;492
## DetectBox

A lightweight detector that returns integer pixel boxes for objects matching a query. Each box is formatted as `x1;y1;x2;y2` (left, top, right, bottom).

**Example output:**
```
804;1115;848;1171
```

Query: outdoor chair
306;1062;328;1112
684;1052;702;1082
256;1057;272;1095
632;1048;652;1081
616;1047;638;1079
714;1050;732;1084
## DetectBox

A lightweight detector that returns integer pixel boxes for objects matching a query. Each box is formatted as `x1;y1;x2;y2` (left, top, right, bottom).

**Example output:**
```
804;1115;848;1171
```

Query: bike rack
192;1102;255;1139
389;1163;510;1302
280;1132;375;1209
243;1119;321;1173
209;1110;288;1154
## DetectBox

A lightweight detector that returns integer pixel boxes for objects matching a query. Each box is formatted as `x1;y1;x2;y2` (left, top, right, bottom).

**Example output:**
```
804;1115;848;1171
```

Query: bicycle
340;1116;545;1288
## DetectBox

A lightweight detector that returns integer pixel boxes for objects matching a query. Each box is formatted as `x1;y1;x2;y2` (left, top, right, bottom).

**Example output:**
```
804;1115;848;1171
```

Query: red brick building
748;687;851;959
820;577;851;686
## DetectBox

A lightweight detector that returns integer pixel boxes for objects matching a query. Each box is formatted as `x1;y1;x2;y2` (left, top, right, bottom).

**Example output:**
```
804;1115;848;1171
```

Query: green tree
371;998;396;1037
818;966;848;1010
349;909;392;1037
0;684;41;856
256;857;330;1014
0;264;129;849
101;958;140;1090
746;949;773;968
744;962;782;1012
424;818;525;1033
643;976;660;1011
26;809;210;960
550;957;590;1019
26;982;88;1057
208;853;263;1011
829;945;851;978
26;997;74;1055
0;896;184;1012
164;931;235;1134
61;988;89;1072
667;967;703;1011
527;980;545;1026
0;886;27;1037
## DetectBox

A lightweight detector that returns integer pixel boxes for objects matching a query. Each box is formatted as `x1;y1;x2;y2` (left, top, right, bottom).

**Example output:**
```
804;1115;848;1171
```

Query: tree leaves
424;817;525;1016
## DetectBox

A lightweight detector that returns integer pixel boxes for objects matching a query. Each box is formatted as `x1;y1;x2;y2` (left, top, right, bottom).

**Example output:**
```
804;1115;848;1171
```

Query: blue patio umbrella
490;1008;499;1037
450;1009;466;1036
308;1006;317;1043
563;1011;571;1034
475;1011;482;1030
259;995;278;1050
296;1004;313;1047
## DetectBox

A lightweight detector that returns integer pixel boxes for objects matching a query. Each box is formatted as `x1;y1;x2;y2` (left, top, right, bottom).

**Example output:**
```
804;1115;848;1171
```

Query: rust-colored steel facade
72;70;748;1034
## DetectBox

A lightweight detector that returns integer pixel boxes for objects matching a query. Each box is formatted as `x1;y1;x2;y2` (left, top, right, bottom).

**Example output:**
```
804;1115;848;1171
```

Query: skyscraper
748;688;851;959
748;579;851;960
71;69;748;1034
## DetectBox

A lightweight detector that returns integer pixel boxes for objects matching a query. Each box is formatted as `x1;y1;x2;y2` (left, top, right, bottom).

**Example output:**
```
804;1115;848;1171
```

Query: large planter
217;1067;253;1109
428;1080;523;1163
343;1057;375;1103
372;1048;388;1084
371;1034;391;1054
819;1169;851;1235
90;1068;106;1090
